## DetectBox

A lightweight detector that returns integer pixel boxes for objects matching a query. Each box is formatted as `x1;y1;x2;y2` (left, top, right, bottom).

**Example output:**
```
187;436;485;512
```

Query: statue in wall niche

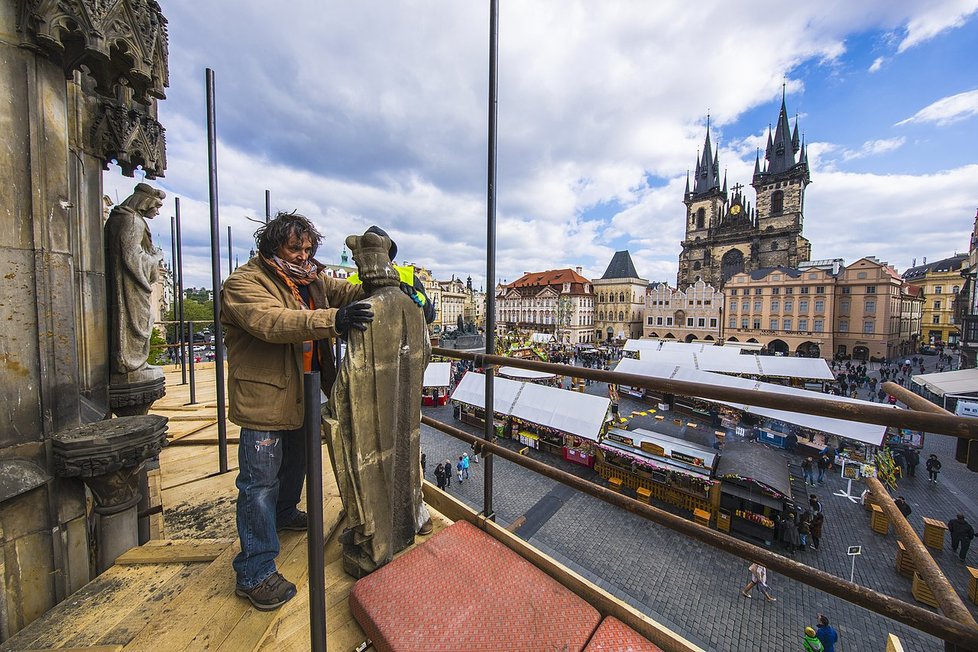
105;183;166;383
324;228;431;579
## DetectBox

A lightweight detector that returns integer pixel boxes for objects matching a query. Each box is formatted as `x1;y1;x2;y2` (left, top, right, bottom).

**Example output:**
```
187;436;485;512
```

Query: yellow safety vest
347;265;426;306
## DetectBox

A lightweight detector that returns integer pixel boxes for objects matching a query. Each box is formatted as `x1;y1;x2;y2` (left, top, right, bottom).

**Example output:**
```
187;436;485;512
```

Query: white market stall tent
633;346;834;381
614;358;887;446
498;366;556;381
625;339;743;355
911;368;978;398
423;362;451;388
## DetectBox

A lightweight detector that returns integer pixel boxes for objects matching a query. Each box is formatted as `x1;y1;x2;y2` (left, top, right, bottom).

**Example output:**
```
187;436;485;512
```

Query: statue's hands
335;302;374;334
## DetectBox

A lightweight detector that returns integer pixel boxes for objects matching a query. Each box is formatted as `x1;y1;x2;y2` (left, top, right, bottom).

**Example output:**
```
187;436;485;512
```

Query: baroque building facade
677;96;811;290
643;280;723;342
593;251;648;342
902;254;967;346
496;268;594;344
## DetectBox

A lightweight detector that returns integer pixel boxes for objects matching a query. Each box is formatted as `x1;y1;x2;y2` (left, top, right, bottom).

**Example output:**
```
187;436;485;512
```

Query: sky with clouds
107;1;978;291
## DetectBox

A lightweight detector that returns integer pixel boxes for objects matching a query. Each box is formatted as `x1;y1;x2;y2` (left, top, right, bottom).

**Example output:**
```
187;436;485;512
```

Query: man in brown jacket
221;211;371;610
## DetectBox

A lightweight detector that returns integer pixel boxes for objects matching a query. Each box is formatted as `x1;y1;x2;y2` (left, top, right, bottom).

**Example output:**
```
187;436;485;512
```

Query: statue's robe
326;283;430;578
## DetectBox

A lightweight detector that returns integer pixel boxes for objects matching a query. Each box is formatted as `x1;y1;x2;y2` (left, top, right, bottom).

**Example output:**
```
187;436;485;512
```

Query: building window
800;286;810;294
799;318;809;331
698;318;706;327
935;286;943;294
687;317;694;326
799;299;809;312
771;300;780;311
785;287;793;295
696;208;705;229
784;300;793;312
770;318;779;330
729;317;737;329
619;311;625;321
753;319;761;329
742;301;749;311
710;318;717;328
953;285;960;294
741;318;749;329
839;320;849;332
783;318;792;331
815;300;825;312
772;288;780;295
841;287;851;295
755;288;763;295
863;320;874;334
933;300;941;310
857;271;867;279
666;317;673;325
816;286;825;294
730;289;737;296
866;286;876;294
814;319;824;332
692;261;701;271
771;190;784;214
933;315;940;324
840;300;850;314
657;317;663;325
865;300;876;314
754;301;762;312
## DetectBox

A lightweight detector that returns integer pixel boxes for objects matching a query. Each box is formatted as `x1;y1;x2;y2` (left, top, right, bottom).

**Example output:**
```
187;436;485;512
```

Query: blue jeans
804;469;815;485
817;468;825;483
232;427;306;589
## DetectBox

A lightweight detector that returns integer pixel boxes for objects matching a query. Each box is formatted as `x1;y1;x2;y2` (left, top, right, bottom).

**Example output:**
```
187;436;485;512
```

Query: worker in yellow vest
347;226;436;324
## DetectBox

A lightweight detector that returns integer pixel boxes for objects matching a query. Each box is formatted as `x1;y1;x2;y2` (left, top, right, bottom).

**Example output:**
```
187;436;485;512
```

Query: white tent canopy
530;332;555;344
615;358;887;445
498;366;556;381
911;368;978;398
625;339;742;355
450;371;611;441
423;362;451;388
632;346;834;381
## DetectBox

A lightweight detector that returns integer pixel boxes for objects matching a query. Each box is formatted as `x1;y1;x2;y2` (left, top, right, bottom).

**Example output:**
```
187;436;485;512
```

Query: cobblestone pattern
420;354;977;651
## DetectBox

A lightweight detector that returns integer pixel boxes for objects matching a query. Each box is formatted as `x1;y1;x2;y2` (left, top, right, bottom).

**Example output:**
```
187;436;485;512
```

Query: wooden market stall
423;362;452;406
714;442;793;545
595;428;721;520
450;371;611;467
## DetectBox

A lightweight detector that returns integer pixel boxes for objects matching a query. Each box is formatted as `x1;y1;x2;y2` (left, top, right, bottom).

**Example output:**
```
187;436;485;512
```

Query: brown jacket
220;257;363;430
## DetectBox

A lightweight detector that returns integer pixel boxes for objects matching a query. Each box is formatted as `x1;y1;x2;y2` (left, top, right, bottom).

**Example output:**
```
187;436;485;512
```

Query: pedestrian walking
434;463;446;490
906;448;919;477
926;454;942;483
444;459;452;487
809;494;822;515
802;457;816;486
811;512;824;550
816;614;839;652
802;627;824;651
894;496;912;518
456;456;464;483
461;452;470;479
816;455;828;484
948;514;975;561
741;562;776;601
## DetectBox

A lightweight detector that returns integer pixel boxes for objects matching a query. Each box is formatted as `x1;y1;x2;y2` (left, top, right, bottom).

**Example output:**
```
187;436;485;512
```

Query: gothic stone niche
91;99;167;179
16;0;169;103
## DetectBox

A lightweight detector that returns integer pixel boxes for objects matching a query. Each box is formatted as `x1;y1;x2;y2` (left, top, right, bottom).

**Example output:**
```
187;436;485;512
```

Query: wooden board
115;540;234;565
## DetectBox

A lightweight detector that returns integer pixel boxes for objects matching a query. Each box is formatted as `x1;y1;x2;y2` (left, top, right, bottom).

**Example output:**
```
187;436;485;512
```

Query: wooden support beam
115;540;234;565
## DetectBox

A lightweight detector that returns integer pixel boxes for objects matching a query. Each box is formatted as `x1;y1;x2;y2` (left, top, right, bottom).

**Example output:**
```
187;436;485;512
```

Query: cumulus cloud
114;2;978;291
841;137;907;160
896;89;978;126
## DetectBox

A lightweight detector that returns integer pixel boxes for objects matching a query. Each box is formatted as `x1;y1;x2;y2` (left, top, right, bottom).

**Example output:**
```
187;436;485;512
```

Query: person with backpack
802;626;824;651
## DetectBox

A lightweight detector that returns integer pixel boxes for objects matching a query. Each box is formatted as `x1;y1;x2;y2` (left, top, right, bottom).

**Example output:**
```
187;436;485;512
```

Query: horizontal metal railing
427;346;978;650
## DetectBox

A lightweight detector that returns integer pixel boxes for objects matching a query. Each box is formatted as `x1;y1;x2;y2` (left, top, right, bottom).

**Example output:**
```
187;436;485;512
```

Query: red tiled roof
508;268;591;288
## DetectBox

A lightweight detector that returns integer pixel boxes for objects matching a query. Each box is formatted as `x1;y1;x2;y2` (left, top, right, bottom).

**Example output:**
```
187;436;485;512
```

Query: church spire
685;170;690;195
766;92;797;175
692;115;721;195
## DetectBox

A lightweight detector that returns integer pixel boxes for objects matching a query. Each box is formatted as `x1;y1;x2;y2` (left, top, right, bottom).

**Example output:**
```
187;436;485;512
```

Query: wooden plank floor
0;368;453;651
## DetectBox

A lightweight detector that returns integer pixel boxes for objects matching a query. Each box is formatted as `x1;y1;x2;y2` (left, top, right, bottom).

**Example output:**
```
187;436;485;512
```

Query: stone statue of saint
104;183;166;380
324;229;431;578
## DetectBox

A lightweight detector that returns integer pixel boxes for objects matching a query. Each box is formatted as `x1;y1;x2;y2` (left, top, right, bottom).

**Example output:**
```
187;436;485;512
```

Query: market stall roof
423;362;451;388
715;441;791;499
450;371;611;441
598;438;712;479
607;427;717;472
529;332;555;344
911;368;978;398
624;339;742;355
498;366;556;381
450;372;523;414
614;358;887;446
632;346;834;381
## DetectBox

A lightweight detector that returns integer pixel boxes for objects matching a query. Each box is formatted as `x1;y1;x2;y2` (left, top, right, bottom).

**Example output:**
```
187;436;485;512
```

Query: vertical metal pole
227;225;233;276
206;67;229;474
176;197;187;385
170;215;178;365
483;0;499;521
304;371;326;652
188;325;196;405
265;189;271;224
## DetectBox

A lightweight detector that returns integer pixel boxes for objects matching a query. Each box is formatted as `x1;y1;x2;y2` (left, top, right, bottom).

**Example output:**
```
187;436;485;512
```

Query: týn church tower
677;91;812;289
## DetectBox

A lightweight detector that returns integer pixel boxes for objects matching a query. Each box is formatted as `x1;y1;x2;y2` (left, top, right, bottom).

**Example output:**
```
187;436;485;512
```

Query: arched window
721;248;745;282
618;311;625;321
692;261;701;271
771;190;784;214
619;292;625;303
696;208;705;229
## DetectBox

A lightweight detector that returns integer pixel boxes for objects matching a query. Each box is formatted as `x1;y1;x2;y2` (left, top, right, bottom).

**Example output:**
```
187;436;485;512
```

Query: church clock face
730;204;742;216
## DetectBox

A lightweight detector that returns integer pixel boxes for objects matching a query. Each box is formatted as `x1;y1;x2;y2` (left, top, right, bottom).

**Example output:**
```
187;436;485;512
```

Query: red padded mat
584;616;663;651
349;520;601;652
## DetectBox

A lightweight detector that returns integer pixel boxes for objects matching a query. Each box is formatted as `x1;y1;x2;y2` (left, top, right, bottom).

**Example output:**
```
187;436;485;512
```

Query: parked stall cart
715;442;793;545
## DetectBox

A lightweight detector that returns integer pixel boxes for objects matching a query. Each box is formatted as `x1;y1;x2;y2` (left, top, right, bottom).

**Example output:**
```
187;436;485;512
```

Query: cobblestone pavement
421;351;978;652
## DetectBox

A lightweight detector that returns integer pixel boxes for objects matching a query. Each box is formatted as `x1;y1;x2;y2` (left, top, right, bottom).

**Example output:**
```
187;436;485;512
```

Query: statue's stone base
109;367;165;416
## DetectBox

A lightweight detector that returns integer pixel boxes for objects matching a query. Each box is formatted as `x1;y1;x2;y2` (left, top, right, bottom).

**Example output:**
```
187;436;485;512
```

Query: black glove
335;302;374;334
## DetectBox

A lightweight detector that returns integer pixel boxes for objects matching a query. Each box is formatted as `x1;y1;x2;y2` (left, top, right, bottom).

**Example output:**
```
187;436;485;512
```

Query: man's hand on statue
335;302;374;334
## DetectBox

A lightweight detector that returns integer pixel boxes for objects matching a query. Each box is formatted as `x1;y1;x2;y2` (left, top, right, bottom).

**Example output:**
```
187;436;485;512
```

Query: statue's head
347;230;399;290
119;183;165;219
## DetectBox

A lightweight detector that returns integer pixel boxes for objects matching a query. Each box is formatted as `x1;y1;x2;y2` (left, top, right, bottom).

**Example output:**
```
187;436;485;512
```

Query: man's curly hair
254;211;322;259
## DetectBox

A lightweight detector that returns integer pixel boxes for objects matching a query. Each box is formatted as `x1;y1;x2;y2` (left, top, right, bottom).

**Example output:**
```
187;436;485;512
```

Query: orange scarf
262;254;320;371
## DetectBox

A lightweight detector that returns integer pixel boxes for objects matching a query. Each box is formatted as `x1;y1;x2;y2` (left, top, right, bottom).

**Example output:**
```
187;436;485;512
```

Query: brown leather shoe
418;518;433;536
235;572;297;611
